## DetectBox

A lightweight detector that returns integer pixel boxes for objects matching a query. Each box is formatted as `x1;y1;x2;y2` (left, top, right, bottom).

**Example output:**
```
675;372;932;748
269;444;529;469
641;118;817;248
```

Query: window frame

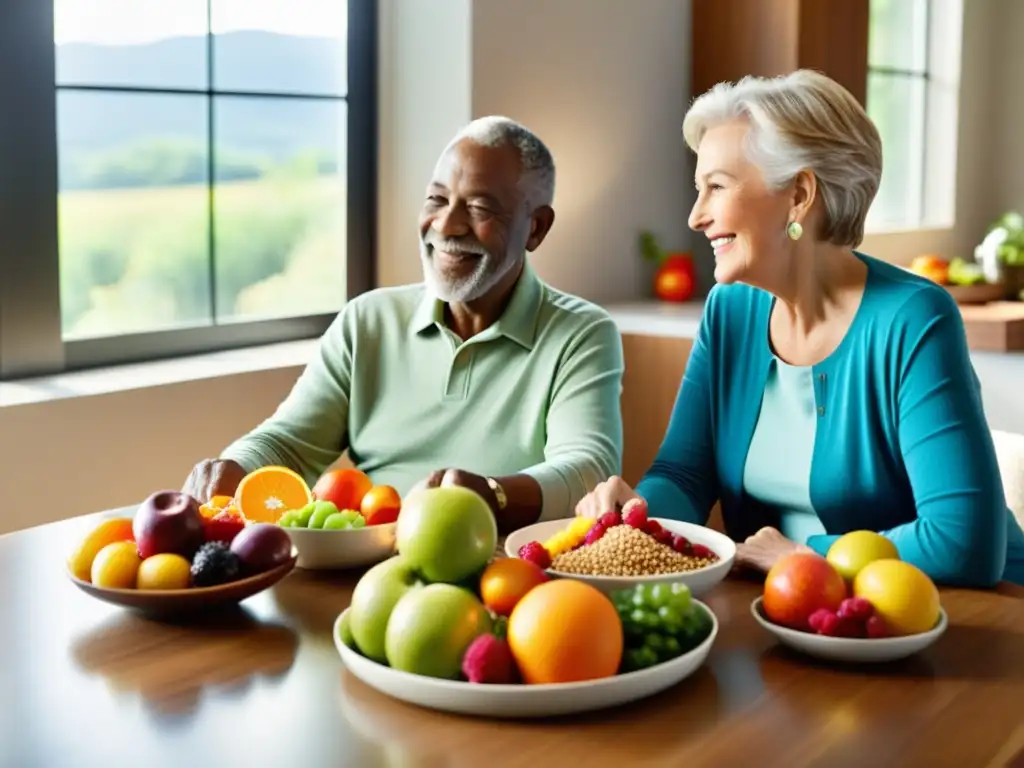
0;0;377;380
864;0;964;235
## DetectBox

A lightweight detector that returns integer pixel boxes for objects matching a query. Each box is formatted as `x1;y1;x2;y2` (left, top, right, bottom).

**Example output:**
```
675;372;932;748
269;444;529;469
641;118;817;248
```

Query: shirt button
818;406;825;416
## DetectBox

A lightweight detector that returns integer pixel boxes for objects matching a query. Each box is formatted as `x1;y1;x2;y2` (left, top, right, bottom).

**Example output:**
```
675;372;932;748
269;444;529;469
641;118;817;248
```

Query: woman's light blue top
742;357;826;544
635;252;1024;587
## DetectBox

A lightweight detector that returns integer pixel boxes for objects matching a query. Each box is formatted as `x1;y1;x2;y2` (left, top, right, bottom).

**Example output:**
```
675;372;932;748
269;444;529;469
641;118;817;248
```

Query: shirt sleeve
220;306;354;485
519;314;625;522
634;292;720;524
805;286;1008;588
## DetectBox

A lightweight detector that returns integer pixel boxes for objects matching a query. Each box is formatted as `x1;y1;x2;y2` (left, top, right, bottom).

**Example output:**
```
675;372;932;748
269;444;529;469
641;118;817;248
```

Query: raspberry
643;519;663;536
837;597;874;622
653;528;673;547
462;634;518;684
622;499;648;529
584;523;607;546
808;609;841;636
671;534;692;554
517;541;551;570
690;544;716;560
866;615;888;639
598;511;622;528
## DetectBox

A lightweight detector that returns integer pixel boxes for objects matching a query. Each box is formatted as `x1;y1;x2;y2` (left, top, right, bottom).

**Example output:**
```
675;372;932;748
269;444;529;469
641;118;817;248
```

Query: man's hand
182;458;248;504
574;475;641;519
735;526;812;573
414;468;500;514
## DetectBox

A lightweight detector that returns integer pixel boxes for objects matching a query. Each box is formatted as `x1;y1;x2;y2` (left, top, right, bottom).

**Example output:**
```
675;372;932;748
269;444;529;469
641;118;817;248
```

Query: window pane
868;0;929;72
212;0;348;96
55;0;208;90
213;97;346;323
57;92;212;340
866;73;927;229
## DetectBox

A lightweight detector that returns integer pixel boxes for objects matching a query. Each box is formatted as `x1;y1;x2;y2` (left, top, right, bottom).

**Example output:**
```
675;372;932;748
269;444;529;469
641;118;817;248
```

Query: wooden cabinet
691;0;870;105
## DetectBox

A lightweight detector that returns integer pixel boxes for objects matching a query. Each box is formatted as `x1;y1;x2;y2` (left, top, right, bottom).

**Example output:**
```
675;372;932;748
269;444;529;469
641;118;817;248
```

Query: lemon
853;559;941;636
826;530;899;582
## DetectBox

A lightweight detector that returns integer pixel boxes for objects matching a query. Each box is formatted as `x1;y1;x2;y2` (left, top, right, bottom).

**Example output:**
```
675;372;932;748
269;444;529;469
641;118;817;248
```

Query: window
0;1;376;379
865;0;963;233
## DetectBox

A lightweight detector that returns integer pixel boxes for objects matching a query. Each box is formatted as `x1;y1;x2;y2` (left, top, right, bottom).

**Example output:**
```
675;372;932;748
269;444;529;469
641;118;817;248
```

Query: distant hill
55;31;347;189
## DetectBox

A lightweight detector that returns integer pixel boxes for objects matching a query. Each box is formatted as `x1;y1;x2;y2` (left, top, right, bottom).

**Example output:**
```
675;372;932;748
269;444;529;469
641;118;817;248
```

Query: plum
229;523;293;574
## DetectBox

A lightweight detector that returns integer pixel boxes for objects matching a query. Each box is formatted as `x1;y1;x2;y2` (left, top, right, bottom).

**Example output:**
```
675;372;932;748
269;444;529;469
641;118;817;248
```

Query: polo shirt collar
410;261;544;350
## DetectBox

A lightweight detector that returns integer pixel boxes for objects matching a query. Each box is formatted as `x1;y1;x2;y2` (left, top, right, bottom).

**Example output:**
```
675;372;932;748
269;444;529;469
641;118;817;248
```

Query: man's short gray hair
449;116;556;209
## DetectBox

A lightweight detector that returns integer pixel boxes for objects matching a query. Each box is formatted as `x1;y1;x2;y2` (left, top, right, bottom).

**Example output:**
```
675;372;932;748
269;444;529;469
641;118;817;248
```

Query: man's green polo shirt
221;263;625;522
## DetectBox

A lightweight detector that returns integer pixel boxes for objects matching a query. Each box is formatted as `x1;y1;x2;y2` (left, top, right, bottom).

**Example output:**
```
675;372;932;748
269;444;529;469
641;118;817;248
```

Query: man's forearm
491;474;544;535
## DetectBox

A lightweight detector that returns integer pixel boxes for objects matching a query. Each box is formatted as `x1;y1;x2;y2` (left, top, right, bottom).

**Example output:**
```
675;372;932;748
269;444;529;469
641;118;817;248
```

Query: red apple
763;552;847;631
133;490;205;560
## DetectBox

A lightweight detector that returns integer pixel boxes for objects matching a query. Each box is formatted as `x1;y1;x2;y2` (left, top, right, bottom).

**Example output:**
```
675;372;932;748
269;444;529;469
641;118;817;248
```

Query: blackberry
190;541;241;587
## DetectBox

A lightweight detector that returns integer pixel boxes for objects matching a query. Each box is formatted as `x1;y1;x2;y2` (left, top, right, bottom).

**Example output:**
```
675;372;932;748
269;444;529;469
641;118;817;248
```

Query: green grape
633;645;659;669
662;635;682;658
322;512;353;530
646;583;674;609
350;515;366;529
307;501;338;529
658;605;684;633
277;510;301;527
669;582;692;612
293;503;317;527
643;633;667;661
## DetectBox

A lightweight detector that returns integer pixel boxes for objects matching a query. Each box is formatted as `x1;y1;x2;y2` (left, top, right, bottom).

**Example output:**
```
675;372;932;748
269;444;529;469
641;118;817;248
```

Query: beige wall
377;0;698;299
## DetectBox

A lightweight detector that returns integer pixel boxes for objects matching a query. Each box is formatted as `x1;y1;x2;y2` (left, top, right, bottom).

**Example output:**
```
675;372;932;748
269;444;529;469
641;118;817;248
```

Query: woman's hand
735;526;812;573
575;476;642;519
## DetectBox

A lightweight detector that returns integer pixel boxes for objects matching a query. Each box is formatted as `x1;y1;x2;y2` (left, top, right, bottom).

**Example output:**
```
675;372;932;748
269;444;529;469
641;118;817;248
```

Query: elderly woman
578;70;1024;587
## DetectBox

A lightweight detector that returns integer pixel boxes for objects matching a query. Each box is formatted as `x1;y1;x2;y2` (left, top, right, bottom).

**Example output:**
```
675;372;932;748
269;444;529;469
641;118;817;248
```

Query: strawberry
621;498;648;529
584;523;608;546
837;597;874;622
643;519;663;536
598;511;622;529
671;534;693;554
203;511;245;545
691;543;716;560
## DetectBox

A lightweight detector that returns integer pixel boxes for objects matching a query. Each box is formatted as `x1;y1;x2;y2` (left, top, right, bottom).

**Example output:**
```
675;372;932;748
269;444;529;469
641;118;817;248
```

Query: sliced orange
234;466;313;524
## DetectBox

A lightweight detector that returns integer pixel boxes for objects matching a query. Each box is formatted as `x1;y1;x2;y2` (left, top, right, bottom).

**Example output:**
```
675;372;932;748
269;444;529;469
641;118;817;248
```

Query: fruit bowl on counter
66;490;297;618
750;532;947;663
334;486;719;718
503;500;736;597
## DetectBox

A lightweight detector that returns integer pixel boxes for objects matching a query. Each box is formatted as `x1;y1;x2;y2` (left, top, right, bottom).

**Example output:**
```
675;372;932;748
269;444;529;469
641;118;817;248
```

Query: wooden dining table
4;509;1024;768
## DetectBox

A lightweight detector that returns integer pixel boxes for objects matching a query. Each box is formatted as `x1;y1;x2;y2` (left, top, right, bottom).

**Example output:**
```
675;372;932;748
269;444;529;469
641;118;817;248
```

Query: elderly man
183;116;624;533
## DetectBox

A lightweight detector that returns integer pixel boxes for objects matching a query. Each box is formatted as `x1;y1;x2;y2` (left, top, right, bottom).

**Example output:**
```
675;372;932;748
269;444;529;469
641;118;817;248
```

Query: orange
67;517;135;582
234;466;313;524
853;559;941;636
91;541;143;589
137;554;192;590
312;468;373;511
506;579;623;684
200;495;240;519
479;558;549;617
360;484;402;526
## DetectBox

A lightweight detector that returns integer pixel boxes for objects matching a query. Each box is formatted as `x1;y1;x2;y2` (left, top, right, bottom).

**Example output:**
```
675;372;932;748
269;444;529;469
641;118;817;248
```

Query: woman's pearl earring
787;221;803;241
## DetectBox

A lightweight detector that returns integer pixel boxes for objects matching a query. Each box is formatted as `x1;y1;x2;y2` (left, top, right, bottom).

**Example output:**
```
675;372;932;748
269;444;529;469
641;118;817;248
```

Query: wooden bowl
945;282;1005;305
67;551;298;618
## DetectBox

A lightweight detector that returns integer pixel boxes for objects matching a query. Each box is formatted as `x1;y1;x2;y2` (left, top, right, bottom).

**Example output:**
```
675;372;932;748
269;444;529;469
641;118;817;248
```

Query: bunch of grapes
612;581;713;673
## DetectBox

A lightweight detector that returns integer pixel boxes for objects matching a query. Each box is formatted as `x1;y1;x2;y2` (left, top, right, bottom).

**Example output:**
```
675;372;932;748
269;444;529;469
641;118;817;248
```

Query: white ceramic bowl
333;602;718;718
503;517;735;598
282;523;397;570
750;596;948;663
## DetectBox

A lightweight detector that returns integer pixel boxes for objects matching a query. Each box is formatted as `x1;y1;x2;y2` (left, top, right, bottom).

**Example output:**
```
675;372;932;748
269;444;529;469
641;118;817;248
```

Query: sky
54;0;347;44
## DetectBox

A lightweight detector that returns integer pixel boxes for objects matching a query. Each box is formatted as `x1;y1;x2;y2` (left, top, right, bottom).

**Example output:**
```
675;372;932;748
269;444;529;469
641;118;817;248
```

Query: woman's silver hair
683;69;883;247
448;116;556;209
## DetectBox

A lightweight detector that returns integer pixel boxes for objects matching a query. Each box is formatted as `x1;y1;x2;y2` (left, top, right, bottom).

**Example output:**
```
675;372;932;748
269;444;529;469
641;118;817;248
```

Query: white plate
750;596;948;663
503;518;735;598
282;523;397;570
333;602;718;718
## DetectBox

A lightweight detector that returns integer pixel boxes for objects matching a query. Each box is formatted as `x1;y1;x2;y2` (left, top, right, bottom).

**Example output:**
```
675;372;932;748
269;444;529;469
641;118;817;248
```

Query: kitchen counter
604;300;1024;436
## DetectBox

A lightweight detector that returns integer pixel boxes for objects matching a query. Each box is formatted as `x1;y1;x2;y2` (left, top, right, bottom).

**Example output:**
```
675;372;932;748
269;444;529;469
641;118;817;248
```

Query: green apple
348;555;423;663
337;609;357;651
396;487;497;583
384;583;493;679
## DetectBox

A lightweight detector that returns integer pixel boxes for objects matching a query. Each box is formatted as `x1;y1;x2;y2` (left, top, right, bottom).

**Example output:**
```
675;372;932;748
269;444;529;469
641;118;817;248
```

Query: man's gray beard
419;243;517;303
